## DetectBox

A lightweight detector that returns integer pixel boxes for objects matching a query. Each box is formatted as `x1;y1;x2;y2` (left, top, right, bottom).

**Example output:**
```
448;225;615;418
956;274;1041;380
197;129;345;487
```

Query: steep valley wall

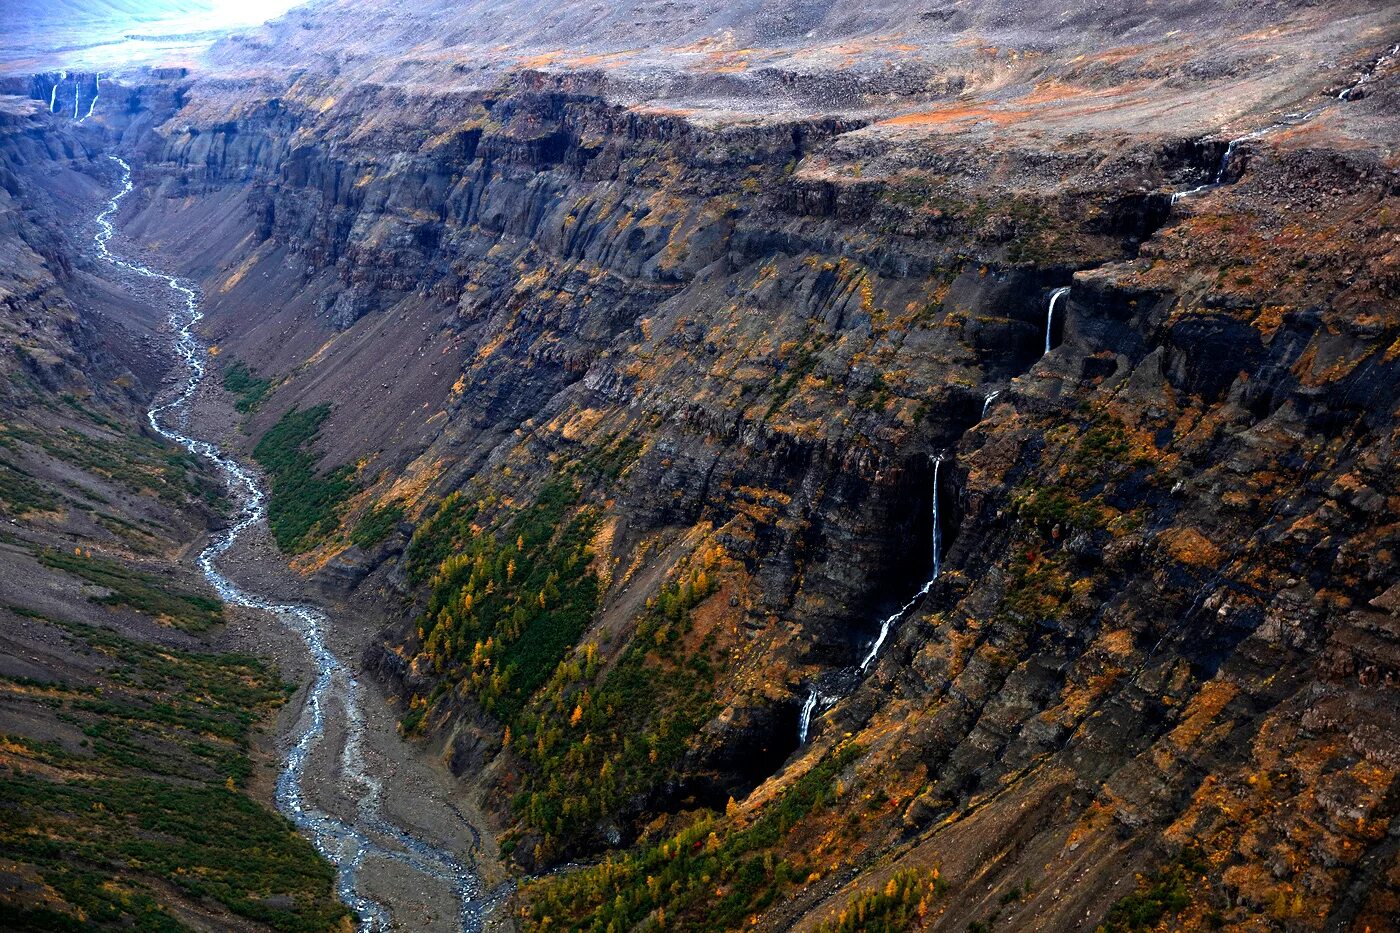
75;63;1400;931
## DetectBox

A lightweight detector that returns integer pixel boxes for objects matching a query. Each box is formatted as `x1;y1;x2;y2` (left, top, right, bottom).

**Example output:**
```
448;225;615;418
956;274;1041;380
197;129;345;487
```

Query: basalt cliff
3;0;1400;930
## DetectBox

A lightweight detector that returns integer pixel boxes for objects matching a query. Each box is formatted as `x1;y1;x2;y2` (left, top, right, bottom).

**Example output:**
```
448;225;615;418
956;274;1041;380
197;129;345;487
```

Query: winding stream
1171;42;1397;204
95;155;482;931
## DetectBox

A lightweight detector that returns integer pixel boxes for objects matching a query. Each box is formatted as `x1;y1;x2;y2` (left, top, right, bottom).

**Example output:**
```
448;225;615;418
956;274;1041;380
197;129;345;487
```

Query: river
94;154;483;932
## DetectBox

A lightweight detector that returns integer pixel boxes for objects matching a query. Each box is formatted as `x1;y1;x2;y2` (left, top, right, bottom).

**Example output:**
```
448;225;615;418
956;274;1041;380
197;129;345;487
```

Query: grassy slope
0;394;348;931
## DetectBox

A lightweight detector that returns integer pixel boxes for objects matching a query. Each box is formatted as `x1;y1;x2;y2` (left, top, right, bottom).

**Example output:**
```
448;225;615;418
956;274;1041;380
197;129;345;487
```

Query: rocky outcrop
74;7;1400;927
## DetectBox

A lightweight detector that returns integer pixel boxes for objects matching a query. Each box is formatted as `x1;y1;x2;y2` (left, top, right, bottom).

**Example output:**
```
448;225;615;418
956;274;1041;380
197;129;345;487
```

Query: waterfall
930;455;943;581
1213;139;1241;184
797;688;824;743
79;74;99;122
857;455;944;673
802;456;949;743
73;83;79;119
1173;117;1319;202
982;389;1000;418
1044;287;1070;355
48;72;65;114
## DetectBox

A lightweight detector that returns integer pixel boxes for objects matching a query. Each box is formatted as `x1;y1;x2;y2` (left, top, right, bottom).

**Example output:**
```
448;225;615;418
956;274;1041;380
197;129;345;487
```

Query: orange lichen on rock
879;101;1031;130
1160;527;1225;568
1168;680;1239;751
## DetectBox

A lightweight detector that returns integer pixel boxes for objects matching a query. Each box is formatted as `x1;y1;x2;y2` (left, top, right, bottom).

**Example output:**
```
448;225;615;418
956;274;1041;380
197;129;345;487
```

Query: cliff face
49;2;1400;928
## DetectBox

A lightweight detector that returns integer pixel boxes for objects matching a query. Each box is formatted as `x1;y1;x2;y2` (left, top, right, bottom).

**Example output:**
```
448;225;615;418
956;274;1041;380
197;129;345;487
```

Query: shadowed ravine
94;155;484;932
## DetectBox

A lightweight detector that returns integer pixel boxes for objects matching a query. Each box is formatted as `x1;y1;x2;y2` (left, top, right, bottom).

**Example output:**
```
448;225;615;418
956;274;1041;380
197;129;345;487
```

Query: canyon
2;1;1399;931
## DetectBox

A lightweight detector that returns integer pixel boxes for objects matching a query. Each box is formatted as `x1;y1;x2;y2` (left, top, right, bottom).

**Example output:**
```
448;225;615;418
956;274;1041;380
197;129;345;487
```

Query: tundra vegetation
0;615;347;931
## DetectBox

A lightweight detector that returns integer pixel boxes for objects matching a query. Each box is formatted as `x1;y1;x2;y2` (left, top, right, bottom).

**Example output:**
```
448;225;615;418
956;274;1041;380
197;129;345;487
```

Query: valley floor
0;160;499;931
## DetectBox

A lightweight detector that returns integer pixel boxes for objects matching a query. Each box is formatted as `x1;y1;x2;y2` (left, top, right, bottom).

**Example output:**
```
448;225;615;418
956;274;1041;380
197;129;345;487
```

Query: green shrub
577;433;644;480
524;744;863;931
408;479;598;721
252;405;355;552
510;569;719;856
222;361;273;413
816;867;947;933
2;421;215;509
1099;846;1207;932
406;473;735;858
0;621;346;931
38;548;223;631
405;491;480;581
0;459;58;515
351;502;404;548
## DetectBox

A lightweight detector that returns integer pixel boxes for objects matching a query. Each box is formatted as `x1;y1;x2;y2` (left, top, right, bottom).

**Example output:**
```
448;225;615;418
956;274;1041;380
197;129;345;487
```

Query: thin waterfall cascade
79;74;99;122
856;455;945;675
1213;139;1241;185
982;389;1000;419
1044;287;1070;355
930;455;943;581
797;688;828;744
1172;139;1242;203
73;83;79;120
48;74;59;113
94;156;483;933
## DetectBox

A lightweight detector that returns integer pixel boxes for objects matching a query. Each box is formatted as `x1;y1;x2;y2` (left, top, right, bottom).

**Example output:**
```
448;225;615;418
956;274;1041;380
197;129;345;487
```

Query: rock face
8;0;1400;929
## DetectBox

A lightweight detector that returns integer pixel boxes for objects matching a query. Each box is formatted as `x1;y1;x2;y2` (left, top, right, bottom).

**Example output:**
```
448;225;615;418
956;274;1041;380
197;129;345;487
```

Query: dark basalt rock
77;41;1400;929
